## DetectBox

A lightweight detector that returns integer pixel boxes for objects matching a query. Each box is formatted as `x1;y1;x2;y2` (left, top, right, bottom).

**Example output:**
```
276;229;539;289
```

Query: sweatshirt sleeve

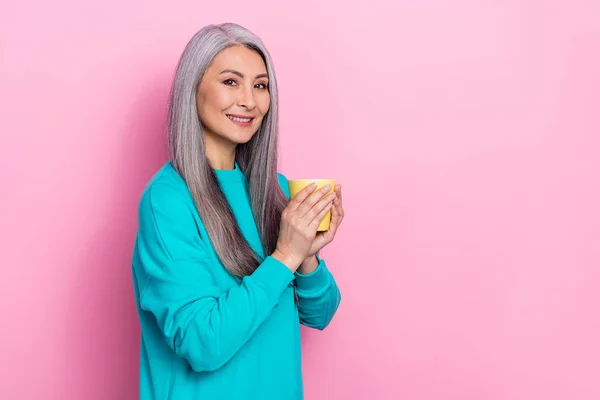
294;256;341;330
277;172;342;330
135;182;295;372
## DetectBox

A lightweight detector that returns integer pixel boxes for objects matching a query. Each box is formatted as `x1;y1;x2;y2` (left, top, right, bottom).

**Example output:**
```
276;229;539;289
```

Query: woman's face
196;45;271;147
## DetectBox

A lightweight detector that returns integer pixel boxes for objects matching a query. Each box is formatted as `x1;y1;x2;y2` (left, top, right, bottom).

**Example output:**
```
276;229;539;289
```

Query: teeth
228;115;251;123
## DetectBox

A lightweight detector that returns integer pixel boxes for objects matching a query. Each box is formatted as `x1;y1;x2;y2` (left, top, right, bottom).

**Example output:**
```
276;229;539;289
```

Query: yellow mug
287;179;337;231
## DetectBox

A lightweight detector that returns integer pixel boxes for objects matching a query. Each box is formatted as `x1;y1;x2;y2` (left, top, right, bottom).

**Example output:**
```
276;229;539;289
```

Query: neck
204;132;237;170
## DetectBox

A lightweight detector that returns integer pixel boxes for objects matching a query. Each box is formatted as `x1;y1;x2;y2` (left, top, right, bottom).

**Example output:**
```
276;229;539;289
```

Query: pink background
2;1;599;399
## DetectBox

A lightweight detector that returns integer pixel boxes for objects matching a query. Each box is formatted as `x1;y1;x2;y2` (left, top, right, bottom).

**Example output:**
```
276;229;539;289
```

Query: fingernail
324;184;332;191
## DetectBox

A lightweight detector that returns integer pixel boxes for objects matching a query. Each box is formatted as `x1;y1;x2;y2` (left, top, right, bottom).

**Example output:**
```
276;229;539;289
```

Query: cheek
212;89;236;111
258;93;271;116
198;85;234;113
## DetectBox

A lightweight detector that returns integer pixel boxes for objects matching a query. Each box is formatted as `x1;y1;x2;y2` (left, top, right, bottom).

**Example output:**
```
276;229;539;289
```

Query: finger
334;185;344;220
309;231;329;253
298;184;335;217
328;200;339;223
289;182;318;211
336;184;343;208
308;201;334;230
302;191;336;224
332;194;340;208
335;198;344;221
320;209;338;241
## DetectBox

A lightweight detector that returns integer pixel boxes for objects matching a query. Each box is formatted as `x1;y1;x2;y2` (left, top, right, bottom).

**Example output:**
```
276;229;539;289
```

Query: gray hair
167;23;288;277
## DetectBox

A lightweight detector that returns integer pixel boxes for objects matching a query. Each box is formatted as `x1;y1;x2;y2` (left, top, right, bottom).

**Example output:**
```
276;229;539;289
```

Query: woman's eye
255;83;268;90
223;79;237;86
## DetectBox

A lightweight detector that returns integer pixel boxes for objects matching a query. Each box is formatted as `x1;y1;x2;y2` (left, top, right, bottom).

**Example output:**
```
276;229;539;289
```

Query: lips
226;114;254;123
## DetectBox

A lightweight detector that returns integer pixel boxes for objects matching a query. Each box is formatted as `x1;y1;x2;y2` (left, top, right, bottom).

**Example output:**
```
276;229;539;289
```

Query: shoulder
277;172;291;199
135;163;209;261
138;162;195;222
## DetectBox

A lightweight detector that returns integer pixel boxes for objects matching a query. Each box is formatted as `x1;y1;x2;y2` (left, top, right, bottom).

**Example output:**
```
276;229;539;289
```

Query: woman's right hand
272;183;337;272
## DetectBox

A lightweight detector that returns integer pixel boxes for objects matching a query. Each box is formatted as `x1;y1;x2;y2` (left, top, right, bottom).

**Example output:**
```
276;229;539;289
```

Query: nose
237;85;256;111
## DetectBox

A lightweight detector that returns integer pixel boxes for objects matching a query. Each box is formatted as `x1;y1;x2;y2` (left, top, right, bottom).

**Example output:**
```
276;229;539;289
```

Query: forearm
294;256;341;330
141;255;294;372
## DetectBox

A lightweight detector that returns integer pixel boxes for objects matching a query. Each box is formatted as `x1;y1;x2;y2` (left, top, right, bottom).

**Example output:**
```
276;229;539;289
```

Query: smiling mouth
226;114;254;123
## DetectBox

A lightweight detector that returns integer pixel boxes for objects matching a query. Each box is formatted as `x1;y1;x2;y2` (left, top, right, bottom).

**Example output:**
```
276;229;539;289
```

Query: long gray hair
167;23;288;277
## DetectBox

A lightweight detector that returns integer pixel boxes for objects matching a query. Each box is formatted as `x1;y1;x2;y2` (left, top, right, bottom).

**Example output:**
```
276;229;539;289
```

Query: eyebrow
219;69;268;80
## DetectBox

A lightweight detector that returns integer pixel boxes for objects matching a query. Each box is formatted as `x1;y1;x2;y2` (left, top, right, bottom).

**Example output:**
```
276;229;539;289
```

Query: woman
132;23;343;399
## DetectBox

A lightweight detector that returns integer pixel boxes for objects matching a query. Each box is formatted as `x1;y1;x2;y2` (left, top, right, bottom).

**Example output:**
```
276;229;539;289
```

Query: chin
231;130;258;145
236;136;255;145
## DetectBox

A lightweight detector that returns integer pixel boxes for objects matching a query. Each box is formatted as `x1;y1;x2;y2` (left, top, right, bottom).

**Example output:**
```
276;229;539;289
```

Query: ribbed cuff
294;255;331;295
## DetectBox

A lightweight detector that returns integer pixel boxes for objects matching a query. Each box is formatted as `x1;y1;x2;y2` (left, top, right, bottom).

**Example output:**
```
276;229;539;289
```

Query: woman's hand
272;183;337;272
306;184;344;257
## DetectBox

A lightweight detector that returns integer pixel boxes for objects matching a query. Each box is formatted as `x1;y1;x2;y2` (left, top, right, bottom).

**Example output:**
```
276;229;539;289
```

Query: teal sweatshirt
131;161;341;400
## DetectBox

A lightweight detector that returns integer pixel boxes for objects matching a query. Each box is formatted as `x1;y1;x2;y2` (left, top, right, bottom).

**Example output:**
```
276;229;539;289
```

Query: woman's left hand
307;184;344;256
